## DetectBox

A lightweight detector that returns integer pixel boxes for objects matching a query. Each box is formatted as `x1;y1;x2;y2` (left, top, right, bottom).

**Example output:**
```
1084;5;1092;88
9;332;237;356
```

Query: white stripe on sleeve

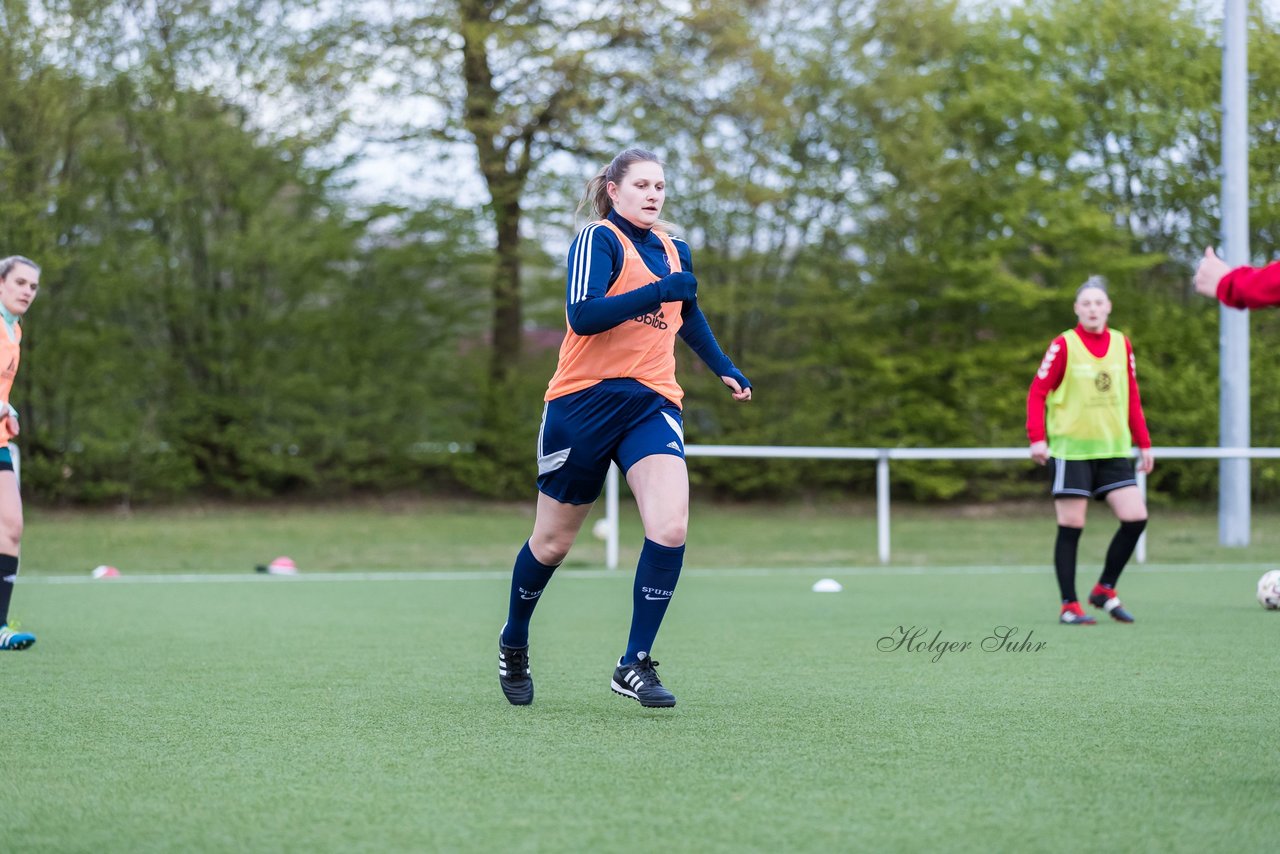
570;224;600;304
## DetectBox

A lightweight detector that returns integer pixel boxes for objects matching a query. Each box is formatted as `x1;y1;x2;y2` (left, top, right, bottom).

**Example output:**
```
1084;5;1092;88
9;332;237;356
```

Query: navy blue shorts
536;379;685;505
1051;457;1136;499
0;445;12;472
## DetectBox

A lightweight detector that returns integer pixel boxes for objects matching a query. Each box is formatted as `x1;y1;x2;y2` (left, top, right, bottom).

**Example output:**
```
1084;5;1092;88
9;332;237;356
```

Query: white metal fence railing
598;446;1280;569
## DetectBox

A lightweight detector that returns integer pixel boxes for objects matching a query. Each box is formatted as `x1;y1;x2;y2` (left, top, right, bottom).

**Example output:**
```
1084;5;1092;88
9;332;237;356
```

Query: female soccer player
0;256;40;651
1193;246;1280;308
1027;277;1153;625
497;149;751;708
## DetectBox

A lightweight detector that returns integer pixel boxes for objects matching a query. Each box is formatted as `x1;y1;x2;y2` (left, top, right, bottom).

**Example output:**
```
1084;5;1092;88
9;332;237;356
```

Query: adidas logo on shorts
667;441;681;451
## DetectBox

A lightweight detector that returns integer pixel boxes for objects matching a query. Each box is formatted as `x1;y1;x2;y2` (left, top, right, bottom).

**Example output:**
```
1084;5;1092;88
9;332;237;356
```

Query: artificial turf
3;559;1275;852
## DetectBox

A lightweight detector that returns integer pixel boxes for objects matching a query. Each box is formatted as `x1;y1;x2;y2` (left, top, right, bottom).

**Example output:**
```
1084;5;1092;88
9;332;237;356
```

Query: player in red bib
497;149;751;708
1027;277;1153;625
0;256;41;651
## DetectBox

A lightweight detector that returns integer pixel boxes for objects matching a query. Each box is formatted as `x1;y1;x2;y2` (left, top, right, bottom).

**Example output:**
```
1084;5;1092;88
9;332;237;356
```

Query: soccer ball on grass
1257;570;1280;610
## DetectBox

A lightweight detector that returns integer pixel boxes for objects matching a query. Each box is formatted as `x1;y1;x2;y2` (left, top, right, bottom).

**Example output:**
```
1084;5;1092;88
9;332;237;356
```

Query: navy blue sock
623;538;685;664
0;553;17;626
501;541;559;648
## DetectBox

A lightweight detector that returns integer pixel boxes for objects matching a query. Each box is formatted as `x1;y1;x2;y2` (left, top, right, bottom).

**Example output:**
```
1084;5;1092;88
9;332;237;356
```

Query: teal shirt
0;304;17;344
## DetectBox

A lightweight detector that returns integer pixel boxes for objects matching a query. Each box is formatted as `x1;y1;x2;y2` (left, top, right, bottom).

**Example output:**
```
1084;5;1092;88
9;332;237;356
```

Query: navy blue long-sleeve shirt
564;211;749;387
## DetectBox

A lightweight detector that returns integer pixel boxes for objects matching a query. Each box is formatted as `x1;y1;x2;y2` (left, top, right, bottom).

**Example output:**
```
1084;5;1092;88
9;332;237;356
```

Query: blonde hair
578;148;676;232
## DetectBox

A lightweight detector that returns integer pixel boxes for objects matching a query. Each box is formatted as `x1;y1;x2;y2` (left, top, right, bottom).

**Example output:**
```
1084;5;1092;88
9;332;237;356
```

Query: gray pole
1220;0;1250;546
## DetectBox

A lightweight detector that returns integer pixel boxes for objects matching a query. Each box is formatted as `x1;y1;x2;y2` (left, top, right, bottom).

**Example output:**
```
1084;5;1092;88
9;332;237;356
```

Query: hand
1137;448;1154;475
0;404;16;438
1029;441;1049;465
656;271;697;303
1193;246;1231;298
721;375;752;402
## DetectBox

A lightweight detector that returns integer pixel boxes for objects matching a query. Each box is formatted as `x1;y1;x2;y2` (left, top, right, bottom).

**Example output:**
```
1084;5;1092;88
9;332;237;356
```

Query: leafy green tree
2;0;453;501
385;1;682;382
9;0;1280;507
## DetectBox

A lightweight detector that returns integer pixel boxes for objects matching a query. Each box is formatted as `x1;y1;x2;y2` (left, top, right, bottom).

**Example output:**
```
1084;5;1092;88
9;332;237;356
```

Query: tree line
3;0;1279;505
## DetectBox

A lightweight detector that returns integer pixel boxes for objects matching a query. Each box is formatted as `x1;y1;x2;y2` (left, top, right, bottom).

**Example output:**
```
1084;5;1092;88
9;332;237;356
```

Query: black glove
655;271;697;303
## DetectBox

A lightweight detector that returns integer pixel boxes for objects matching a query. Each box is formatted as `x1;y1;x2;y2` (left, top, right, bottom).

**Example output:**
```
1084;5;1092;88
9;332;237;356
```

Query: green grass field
4;501;1279;852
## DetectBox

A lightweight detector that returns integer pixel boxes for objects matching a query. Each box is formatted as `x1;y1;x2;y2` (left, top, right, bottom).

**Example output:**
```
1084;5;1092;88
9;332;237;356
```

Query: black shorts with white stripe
1050;457;1137;500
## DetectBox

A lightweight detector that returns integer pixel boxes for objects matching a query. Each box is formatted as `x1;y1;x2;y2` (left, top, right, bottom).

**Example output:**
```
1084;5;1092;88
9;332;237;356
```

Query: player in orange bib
0;256;41;651
497;149;752;708
1027;277;1153;626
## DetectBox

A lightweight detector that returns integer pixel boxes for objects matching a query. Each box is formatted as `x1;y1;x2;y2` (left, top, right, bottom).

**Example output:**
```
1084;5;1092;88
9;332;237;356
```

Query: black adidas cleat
498;637;533;705
611;651;676;708
1089;587;1135;623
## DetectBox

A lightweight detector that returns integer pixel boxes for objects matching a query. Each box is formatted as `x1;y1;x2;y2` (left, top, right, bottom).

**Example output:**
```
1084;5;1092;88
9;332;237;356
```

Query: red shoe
1089;584;1135;623
1059;601;1097;625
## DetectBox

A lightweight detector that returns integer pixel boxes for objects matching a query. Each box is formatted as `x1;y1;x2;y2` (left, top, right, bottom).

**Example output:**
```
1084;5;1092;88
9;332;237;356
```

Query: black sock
1100;519;1147;588
0;553;18;626
1055;525;1083;603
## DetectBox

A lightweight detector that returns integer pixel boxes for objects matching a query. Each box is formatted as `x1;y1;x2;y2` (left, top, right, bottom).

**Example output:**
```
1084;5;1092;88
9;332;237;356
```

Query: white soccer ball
592;518;612;540
1257;570;1280;610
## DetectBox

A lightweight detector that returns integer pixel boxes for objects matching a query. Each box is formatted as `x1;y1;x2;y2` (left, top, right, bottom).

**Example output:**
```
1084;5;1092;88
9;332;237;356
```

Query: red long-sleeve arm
1218;261;1280;309
1125;337;1151;449
1026;335;1067;444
